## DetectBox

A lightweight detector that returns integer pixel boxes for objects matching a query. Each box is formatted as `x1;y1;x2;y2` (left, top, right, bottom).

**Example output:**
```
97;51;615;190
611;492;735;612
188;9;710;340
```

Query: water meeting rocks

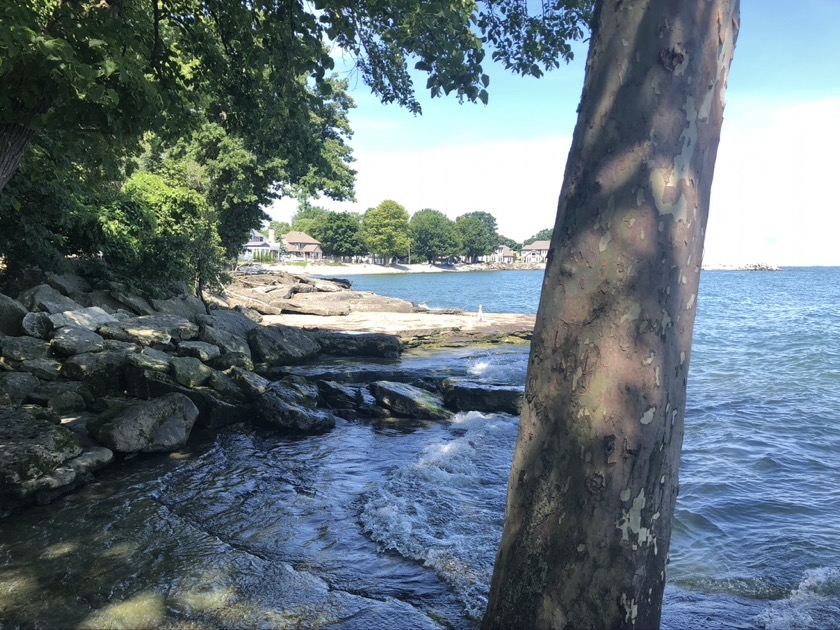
369;380;452;420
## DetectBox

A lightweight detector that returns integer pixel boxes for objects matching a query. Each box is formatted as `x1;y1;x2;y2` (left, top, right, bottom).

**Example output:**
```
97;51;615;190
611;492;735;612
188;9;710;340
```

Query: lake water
1;267;839;628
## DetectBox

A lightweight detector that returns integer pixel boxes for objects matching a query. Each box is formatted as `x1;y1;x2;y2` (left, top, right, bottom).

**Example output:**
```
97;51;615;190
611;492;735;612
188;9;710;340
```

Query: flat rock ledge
0;269;531;518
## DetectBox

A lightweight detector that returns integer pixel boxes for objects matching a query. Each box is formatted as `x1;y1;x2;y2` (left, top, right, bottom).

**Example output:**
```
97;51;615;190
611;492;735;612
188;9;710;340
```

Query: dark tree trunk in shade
0;123;36;192
483;1;739;628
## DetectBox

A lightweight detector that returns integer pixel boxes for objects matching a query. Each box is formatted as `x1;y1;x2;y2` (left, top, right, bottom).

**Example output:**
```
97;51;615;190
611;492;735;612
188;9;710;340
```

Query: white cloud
706;96;840;266
269;136;571;243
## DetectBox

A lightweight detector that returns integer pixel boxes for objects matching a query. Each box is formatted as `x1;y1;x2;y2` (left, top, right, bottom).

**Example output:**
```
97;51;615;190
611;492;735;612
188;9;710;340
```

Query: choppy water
1;268;839;628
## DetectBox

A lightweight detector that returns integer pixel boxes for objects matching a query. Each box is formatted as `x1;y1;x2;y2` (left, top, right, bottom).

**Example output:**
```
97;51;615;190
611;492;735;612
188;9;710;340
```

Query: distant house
242;228;282;260
520;240;551;263
491;245;517;263
283;231;323;261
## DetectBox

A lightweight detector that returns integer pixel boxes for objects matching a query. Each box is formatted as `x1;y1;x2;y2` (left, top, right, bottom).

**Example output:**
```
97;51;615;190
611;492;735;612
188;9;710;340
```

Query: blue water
343;270;545;314
1;268;839;628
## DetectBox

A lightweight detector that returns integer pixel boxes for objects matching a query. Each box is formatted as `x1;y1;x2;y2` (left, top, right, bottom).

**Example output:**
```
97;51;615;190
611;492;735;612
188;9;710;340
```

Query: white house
491;245;517;263
520;240;551;262
241;228;283;260
283;231;323;261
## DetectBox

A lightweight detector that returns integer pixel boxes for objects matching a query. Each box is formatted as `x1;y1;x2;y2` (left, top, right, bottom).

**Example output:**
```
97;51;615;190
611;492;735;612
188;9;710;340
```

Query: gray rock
178;340;221;362
313;331;402;358
123;368;250;430
98;314;199;346
18;284;85;314
47;306;117;331
21;312;53;339
369;381;451;420
269;299;351;316
89;393;198;453
1;336;50;361
229;366;272;398
51;326;106;357
102;339;140;353
125;347;171;372
20;357;63;381
211;351;254;372
0;372;40;404
199;325;251;357
197;309;261;338
170;356;213;388
255;382;337;433
44;272;93;296
207;370;245;403
61;350;127;393
0;293;28;336
317;380;361;409
0;407;83;512
111;291;157;316
71;289;125;313
48;391;87;413
441;379;524;415
247;325;321;366
151;294;207;322
222;290;283;315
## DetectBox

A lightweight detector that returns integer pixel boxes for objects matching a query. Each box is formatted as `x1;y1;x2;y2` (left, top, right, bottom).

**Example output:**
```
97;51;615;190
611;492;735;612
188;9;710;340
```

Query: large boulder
151;294;207;322
177;340;221;363
20;357;63;381
110;291;157;316
247;325;321;366
313;331;402;358
197;309;261;338
48;306;117;331
89;393;199;453
270;300;351;317
254;380;337;433
199;325;251;357
18;284;85;314
368;381;451;420
0;293;28;336
1;336;50;362
170;356;213;388
98;315;199;346
0;372;40;405
124;367;250;430
43;272;92;296
316;380;388;419
0;407;98;515
125;347;171;372
21;312;52;339
50;326;106;357
61;350;128;393
441;378;524;415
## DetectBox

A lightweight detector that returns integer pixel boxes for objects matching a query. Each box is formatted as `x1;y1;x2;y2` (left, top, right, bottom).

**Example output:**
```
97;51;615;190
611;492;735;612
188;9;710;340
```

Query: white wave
756;567;840;629
358;412;518;619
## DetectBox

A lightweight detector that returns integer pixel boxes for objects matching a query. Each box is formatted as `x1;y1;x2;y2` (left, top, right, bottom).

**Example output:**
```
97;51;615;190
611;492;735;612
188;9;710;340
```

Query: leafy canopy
409;209;462;263
362;200;411;263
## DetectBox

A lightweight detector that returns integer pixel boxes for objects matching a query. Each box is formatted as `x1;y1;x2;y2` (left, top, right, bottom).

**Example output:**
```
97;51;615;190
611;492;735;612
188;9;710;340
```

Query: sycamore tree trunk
483;1;739;628
0;123;36;192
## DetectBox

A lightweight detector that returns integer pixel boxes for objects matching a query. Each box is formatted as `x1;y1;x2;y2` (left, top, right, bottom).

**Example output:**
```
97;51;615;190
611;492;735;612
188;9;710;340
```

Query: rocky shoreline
0;269;533;517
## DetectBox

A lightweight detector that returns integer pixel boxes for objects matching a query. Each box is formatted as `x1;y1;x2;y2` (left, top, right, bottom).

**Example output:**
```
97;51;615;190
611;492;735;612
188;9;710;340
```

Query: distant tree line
268;201;554;265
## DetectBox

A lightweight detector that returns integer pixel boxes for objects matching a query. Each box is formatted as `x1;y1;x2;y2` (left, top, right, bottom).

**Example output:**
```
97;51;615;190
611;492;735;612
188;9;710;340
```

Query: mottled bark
483;1;739;628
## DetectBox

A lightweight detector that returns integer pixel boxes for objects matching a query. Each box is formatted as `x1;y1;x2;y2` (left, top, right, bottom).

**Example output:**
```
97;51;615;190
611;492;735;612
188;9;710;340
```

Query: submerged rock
441;379;524;415
368;381;451;420
255;380;337;433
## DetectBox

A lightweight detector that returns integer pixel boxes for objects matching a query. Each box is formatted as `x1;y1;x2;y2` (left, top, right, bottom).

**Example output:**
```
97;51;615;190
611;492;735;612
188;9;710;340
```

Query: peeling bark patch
686;293;696;310
659;45;686;73
640;407;656;425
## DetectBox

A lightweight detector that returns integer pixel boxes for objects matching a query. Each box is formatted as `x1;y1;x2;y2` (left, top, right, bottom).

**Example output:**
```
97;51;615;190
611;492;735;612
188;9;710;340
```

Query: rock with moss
369;381;451;420
0;372;40;405
0;407;88;515
441;378;524;415
1;336;50;362
177;340;221;363
50;326;106;357
170;356;213;388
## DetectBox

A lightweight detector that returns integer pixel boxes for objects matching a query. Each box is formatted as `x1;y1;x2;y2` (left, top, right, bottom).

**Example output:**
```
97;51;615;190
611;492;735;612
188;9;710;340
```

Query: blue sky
270;0;840;266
